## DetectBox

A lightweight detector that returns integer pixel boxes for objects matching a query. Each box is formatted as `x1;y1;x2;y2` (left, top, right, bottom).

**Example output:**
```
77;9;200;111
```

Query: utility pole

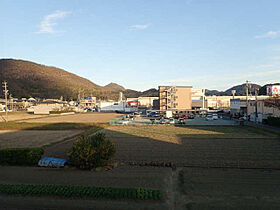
246;80;249;120
255;89;258;123
2;81;8;122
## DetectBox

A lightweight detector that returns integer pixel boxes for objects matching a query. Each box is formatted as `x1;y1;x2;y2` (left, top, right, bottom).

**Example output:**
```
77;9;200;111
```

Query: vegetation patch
0;147;44;166
68;132;115;170
0;184;162;200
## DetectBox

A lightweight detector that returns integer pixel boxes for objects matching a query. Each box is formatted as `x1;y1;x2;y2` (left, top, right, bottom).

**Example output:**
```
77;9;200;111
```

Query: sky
1;0;280;91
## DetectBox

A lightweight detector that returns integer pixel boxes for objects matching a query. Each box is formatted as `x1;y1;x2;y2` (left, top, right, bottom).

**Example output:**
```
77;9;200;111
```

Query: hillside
104;83;126;92
206;83;262;96
224;83;261;96
123;88;158;98
0;59;112;99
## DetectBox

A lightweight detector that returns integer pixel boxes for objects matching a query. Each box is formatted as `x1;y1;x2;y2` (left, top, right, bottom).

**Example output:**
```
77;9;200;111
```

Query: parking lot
111;114;238;126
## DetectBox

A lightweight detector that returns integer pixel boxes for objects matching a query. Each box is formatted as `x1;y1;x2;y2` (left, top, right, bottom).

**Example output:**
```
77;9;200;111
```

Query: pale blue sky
1;0;280;90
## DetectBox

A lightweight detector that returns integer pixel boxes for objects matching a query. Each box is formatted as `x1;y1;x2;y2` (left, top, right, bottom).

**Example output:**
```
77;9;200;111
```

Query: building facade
159;86;192;111
126;96;159;108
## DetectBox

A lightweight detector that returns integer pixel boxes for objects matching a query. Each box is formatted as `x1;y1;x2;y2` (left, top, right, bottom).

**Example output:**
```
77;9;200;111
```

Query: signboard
267;85;280;96
191;89;204;97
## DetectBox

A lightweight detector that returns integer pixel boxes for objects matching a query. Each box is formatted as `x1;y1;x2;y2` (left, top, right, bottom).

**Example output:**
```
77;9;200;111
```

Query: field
103;125;280;168
1;114;280;209
179;168;280;209
0;130;82;149
18;112;123;123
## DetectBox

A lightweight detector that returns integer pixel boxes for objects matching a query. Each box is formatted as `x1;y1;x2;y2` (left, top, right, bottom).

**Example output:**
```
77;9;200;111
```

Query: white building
126;96;158;108
97;101;136;113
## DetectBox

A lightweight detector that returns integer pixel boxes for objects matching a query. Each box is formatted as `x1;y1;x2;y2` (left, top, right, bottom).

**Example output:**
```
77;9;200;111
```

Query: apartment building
159;86;192;111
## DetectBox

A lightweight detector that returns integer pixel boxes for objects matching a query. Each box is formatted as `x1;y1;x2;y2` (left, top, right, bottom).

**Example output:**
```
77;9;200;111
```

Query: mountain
0;59;113;99
205;89;224;96
206;83;262;96
224;83;261;96
0;58;156;100
123;88;158;98
104;82;126;92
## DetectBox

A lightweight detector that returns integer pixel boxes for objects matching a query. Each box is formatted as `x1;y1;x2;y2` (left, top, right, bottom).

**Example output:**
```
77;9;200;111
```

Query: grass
106;125;278;140
0;122;107;130
0;184;163;200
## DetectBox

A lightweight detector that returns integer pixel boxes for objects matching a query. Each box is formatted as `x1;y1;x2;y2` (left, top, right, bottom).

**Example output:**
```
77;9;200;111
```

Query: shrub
0;147;44;166
68;132;115;170
267;116;280;127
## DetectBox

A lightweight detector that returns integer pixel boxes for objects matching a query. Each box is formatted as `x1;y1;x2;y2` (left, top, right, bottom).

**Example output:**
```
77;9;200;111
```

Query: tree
264;96;280;109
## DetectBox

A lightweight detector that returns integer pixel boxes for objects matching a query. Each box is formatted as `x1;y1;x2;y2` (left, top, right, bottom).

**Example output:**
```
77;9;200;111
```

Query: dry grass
0;130;82;149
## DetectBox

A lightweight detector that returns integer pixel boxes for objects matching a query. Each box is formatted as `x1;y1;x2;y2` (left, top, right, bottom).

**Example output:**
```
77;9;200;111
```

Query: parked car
181;115;188;119
206;115;213;121
169;118;175;124
188;114;194;119
212;114;218;120
174;114;180;119
122;120;129;125
178;118;185;124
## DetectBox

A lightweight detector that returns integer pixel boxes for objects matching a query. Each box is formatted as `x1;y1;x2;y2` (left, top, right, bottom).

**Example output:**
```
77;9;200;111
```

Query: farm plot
0;166;172;210
103;125;280;168
180;168;280;209
0;130;82;149
19;113;124;123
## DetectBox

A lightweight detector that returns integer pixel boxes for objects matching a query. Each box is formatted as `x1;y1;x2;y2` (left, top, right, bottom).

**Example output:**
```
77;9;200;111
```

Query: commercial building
126;96;159;108
79;96;96;109
247;99;280;122
230;96;269;117
159;86;192;111
96;101;136;113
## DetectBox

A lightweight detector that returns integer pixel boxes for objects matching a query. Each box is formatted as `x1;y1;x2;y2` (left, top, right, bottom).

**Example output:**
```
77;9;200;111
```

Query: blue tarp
38;157;67;167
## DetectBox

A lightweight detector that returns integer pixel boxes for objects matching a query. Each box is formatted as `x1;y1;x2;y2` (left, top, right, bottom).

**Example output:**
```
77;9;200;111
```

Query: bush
0;184;162;200
68;132;115;170
0;147;44;166
267;116;280;127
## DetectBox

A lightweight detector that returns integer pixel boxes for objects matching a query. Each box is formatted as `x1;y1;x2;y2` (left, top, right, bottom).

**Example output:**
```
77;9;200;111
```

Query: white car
206;115;213;121
212;114;218;120
169;118;175;124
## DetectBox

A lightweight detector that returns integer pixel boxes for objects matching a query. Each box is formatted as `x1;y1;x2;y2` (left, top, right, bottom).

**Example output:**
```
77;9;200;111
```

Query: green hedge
0;147;44;166
0;184;163;200
267;117;280;127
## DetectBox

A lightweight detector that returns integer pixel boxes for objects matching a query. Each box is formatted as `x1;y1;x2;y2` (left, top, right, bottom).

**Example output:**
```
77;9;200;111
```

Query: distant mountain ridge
0;58;275;99
104;83;126;92
0;59;106;99
0;59;157;100
206;83;262;96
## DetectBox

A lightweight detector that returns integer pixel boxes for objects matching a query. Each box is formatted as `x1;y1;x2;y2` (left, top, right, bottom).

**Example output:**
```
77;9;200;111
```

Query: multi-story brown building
159;86;192;111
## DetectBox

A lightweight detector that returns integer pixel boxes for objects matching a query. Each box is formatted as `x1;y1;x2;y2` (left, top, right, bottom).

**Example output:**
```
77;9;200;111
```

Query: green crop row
0;147;44;166
0;184;163;200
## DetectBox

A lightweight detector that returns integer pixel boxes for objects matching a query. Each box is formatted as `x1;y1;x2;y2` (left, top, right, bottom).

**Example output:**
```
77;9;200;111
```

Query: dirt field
18;113;123;123
0;130;82;149
102;125;280;169
0;112;47;122
179;168;280;209
1;112;123;123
